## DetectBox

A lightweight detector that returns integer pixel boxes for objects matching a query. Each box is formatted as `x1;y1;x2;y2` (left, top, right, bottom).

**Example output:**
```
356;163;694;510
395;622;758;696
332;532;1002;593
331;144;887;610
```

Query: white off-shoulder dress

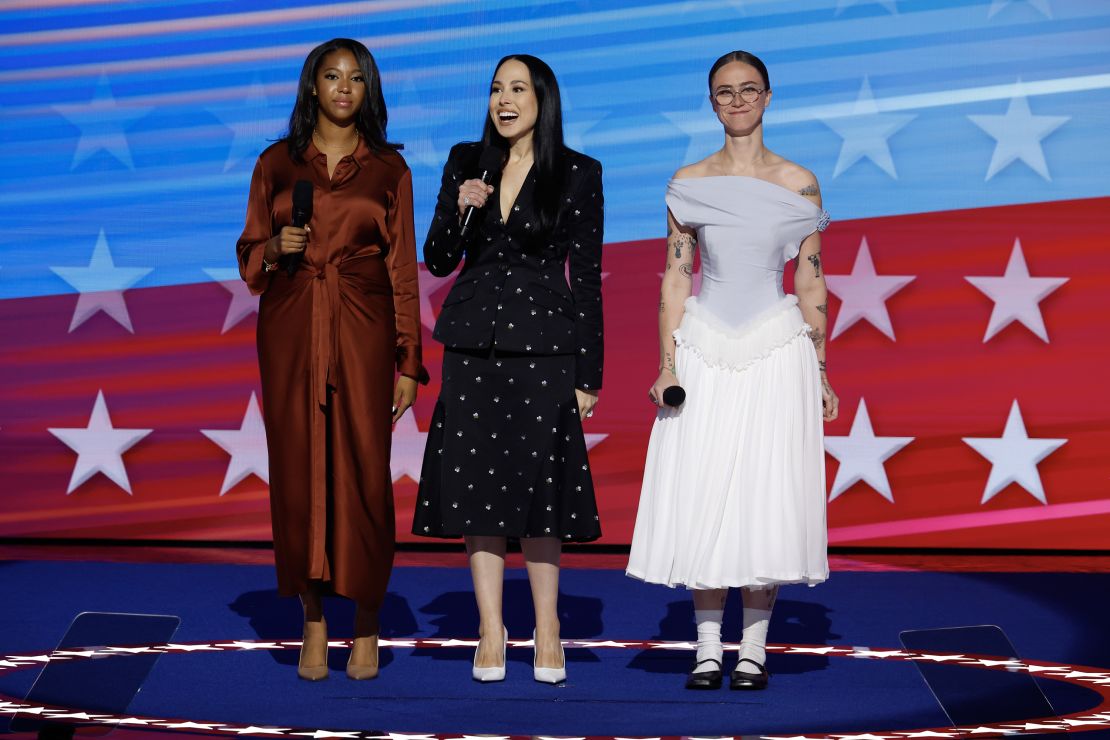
626;176;831;590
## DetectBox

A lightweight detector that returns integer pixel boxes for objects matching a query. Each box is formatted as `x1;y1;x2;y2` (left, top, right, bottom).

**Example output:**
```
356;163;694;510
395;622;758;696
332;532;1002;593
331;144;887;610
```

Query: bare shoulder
776;160;821;200
672;155;717;180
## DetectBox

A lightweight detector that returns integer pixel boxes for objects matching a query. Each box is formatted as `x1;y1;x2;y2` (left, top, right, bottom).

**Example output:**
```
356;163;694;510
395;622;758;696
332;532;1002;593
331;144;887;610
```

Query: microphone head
292;180;314;219
662;385;686;407
477;145;504;177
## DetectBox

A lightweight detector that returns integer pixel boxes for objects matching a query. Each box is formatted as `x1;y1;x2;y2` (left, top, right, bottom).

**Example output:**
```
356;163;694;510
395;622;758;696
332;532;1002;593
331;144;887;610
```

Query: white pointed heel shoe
532;629;566;684
471;626;507;682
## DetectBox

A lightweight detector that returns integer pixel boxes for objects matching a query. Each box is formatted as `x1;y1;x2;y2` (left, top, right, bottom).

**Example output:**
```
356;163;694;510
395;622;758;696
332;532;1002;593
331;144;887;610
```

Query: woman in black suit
412;54;604;685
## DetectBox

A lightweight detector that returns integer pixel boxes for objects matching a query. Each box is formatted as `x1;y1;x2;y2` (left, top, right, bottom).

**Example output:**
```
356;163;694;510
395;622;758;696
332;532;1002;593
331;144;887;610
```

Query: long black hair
708;50;771;92
480;54;565;234
285;38;399;162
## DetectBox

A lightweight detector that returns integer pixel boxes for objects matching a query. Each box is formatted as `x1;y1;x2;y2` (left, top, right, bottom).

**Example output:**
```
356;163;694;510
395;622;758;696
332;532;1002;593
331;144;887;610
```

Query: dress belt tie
310;261;343;407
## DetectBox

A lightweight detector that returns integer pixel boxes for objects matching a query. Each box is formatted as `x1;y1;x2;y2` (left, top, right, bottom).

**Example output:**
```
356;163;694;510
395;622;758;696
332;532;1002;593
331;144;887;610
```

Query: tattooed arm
649;208;697;407
792;174;839;422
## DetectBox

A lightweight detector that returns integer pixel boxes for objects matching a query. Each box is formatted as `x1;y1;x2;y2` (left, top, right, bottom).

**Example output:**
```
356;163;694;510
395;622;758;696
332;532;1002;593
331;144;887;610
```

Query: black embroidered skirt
412;347;601;541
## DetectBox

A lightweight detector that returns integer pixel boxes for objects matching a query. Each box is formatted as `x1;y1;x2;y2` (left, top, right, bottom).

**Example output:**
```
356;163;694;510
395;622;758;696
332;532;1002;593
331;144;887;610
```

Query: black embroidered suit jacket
424;142;604;391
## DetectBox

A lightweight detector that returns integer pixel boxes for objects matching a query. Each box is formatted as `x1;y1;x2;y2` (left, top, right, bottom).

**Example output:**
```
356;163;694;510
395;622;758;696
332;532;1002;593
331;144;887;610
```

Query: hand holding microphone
457;146;504;238
649;368;686;408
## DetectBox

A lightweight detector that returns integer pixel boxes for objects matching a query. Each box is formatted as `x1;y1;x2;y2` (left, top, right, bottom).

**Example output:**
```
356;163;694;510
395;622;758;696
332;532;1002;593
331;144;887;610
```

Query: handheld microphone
662;385;686;407
285;180;314;277
459;146;504;240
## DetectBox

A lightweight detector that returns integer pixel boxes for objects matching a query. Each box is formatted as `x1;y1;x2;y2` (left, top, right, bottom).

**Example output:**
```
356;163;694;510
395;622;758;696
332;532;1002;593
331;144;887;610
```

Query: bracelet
263;257;279;273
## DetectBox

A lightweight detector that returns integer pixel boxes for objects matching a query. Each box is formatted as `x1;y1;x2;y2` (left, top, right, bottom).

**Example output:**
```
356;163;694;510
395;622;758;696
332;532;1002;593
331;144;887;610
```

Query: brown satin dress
236;139;427;611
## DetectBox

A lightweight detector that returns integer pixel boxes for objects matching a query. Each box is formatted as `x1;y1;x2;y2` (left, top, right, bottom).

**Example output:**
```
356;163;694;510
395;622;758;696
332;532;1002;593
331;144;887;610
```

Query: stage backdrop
2;0;1108;549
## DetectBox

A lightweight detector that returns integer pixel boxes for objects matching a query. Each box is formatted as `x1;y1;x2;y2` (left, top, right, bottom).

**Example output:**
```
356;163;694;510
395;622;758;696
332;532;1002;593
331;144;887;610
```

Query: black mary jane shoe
685;658;723;690
729;658;769;690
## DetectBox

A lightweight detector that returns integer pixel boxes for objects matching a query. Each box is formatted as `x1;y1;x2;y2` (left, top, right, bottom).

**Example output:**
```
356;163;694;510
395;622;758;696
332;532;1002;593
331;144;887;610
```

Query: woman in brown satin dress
235;38;427;681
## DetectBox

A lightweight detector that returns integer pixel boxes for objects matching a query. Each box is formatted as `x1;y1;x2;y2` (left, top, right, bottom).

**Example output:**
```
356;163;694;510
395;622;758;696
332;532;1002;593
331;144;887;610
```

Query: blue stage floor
1;559;1108;738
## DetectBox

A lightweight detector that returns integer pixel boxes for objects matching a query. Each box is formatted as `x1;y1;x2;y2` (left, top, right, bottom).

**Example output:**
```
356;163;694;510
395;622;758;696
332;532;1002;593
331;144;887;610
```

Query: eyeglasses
713;86;765;106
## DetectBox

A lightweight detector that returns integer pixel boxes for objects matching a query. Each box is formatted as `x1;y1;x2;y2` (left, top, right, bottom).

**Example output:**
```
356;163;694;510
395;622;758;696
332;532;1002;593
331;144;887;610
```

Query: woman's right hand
457;179;495;219
265;225;310;262
648;368;679;408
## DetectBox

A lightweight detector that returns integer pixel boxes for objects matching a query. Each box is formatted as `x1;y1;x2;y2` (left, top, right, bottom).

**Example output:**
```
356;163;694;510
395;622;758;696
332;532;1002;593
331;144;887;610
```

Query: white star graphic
48;390;152;495
210;79;285;172
390;411;427;484
162;643;222;652
201;392;269;495
50;230;153;333
988;0;1051;18
219;726;292;735
563;91;609;155
897;731;959;737
910;653;970;663
584;432;607;451
825;399;913;503
54;75;151;170
963;400;1066;505
292;731;360;739
965;238;1067;343
837;0;898;14
819;77;915;179
204;267;259;333
826;237;914;341
784;646;848;654
215;641;282;650
664;95;718;166
417;265;456;332
160;721;226;730
968;85;1068;181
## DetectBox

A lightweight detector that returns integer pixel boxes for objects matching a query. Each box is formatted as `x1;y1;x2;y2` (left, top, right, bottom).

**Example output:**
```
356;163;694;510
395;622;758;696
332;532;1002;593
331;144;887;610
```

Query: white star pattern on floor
962;399;1066;505
53;74;151;170
965;239;1067;343
968;84;1069;181
48;390;152;495
825;398;914;503
201;392;269;495
826;237;915;341
50;230;152;333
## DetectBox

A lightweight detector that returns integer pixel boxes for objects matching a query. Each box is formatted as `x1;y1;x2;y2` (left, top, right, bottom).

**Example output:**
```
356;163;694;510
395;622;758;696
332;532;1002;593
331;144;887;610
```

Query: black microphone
459;146;504;240
284;179;314;277
662;385;686;407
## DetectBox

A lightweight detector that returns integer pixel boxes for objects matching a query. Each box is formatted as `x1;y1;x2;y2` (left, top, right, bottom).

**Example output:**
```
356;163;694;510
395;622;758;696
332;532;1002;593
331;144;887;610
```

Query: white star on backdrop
203;268;259;333
663;95;717;166
818;77;915;179
825;398;914;502
391;78;450;171
54;75;151;170
210;79;285;172
563;91;609;155
965;239;1067;343
836;0;898;14
48;390;152;495
963;400;1066;505
50;230;152;333
390;411;427;483
417;265;456;332
988;0;1052;18
825;237;915;340
968;86;1068;181
201;392;269;495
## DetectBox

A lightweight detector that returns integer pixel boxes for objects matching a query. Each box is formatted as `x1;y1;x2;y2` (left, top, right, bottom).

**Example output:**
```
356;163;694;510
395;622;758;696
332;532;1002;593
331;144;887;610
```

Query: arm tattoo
659;298;665;313
797;183;819;196
807;253;822;277
663;352;675;373
669;232;695;260
818;360;827;373
808;327;825;352
817;303;827;315
679;262;693;279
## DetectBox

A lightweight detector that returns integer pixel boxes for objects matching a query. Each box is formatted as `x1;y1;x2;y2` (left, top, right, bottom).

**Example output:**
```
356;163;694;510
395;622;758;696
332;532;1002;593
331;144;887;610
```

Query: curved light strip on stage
1;638;1108;739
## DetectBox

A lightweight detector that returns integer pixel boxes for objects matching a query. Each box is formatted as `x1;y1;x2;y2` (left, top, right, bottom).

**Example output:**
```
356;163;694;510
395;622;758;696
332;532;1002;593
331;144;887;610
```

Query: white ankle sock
693;608;723;673
738;586;778;668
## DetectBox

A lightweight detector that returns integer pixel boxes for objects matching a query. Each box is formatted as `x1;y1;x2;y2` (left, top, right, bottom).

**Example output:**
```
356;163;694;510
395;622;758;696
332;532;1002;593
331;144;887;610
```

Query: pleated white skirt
626;296;829;590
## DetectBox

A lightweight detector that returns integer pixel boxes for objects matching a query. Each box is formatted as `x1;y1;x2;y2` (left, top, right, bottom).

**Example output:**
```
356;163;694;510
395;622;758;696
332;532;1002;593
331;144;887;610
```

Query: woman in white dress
626;50;839;691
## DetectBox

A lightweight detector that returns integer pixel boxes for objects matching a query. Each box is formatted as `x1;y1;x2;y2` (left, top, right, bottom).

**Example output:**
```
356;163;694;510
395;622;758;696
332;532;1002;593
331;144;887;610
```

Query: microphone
284;179;314;277
662;385;686;407
459;146;504;240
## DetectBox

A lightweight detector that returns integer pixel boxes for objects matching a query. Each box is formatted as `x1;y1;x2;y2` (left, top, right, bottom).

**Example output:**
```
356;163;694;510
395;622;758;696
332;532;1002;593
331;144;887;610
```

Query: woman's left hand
393;375;418;423
821;374;839;422
575;388;598;421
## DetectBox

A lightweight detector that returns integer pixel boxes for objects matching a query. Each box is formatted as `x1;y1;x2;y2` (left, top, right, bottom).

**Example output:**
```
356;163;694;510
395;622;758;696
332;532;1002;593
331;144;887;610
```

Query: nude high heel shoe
471;626;507;682
532;629;566;684
297;621;329;681
346;634;379;680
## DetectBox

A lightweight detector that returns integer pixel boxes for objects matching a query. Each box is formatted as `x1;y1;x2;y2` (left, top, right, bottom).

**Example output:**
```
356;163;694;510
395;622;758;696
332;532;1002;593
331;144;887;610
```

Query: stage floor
1;548;1108;739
